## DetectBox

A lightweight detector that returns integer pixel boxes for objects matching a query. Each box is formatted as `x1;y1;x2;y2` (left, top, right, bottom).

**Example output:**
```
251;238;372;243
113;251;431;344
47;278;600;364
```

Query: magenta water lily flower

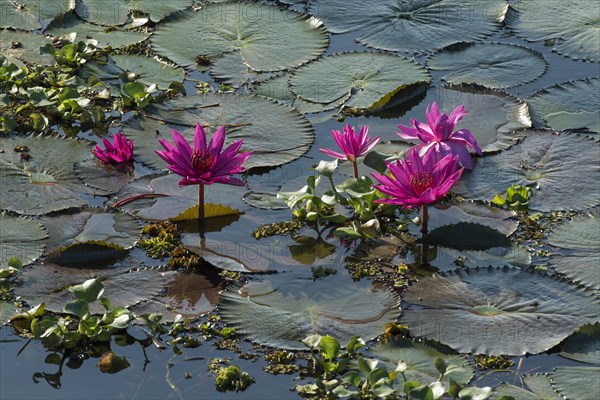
93;133;133;166
320;124;380;178
397;102;482;169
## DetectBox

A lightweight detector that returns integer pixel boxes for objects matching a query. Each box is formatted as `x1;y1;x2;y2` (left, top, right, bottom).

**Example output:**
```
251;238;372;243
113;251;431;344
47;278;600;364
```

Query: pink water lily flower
93;133;133;166
320;124;380;178
397;102;482;169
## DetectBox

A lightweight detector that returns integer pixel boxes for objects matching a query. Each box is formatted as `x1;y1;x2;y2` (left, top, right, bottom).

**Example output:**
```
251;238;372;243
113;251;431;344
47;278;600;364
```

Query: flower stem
198;183;205;224
352;160;359;179
420;204;428;235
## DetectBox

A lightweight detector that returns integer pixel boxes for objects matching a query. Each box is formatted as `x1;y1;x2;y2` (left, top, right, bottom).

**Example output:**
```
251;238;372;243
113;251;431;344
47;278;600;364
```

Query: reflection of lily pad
46;242;127;268
527;78;599;133
454;132;600;212
219;274;400;350
289;52;431;112
427;43;547;89
0;0;73;30
309;0;506;53
490;374;562;400
400;267;600;355
288;236;336;265
151;2;328;71
75;0;192;25
551;367;600;400
559;323;600;365
0;30;55;65
548;213;600;290
426;223;511;251
0;213;47;266
122;94;314;170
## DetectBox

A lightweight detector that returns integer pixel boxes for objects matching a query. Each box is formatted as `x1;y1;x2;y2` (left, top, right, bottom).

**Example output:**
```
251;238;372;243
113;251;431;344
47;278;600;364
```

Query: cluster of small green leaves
297;334;493;400
492;185;533;211
138;221;202;269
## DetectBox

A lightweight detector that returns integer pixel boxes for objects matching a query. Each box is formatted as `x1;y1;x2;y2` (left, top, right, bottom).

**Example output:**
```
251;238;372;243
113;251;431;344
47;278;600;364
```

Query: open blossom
397;102;481;169
93;133;133;166
320;124;380;162
156;124;251;187
372;147;463;208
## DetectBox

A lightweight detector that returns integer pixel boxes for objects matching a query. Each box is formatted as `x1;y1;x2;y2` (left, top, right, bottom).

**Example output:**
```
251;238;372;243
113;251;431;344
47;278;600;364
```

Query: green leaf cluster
492;184;533;211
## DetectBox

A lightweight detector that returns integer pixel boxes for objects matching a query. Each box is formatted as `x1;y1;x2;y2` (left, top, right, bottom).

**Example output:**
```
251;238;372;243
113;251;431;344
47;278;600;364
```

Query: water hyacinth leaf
0;134;95;215
289;52;431;112
369;339;473;387
400;267;600;355
14;264;169;314
122;94;313;170
75;0;192;26
506;0;600;62
548;213;600;290
0;213;47;266
219;274;400;350
0;301;17;325
151;3;328;72
427;43;547;89
559;323;600;365
80;55;185;92
45;13;150;48
453;132;600;212
551;367;600;400
490;375;562;400
309;0;507;53
0;30;55;65
527;78;599;133
0;0;73;30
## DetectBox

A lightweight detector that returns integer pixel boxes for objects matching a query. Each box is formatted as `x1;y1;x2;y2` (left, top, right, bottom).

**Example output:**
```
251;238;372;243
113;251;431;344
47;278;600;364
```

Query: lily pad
490;374;562;400
559;323;600;365
151;3;328;72
309;0;507;53
427;43;547;89
431;245;531;272
0;134;95;215
0;213;47;266
0;300;16;325
242;192;288;210
548;213;600;290
75;0;192;26
45;13;150;49
210;51;277;89
400;266;600;355
73;158;135;196
551;367;600;400
453;132;600;212
289;52;431;112
0;0;73;30
122;94;314;170
427;202;518;237
219;273;400;350
527;78;600;133
0;30;55;65
506;0;600;62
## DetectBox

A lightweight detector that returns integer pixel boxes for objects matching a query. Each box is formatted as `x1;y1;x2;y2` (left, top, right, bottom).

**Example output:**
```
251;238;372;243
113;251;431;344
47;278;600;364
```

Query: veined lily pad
242;192;288;210
453;132;600;212
14;264;170;314
151;3;328;72
527;78;600;133
45;13;149;49
219;273;400;350
75;0;192;26
122;94;314;170
309;0;507;53
73;158;135;196
0;134;95;215
427;43;547;89
431;245;531;272
400;266;600;355
1;301;17;325
289;52;431;112
0;213;47;266
490;374;562;400
559;323;600;365
548;213;600;290
0;0;73;30
0;30;55;65
551;367;600;400
210;51;277;89
506;0;600;62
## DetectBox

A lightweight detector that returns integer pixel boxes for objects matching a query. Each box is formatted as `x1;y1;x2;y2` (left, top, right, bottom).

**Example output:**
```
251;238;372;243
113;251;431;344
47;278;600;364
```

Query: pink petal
194;124;207;151
208;126;226;155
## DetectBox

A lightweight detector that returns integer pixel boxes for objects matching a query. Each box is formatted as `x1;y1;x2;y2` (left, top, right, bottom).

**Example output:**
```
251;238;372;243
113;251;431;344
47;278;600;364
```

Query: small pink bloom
320;124;380;162
372;147;463;208
155;124;251;187
93;133;134;166
397;102;482;169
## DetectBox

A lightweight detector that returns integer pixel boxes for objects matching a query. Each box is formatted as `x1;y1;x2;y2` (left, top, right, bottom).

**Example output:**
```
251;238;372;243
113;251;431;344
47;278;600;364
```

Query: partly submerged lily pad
0;0;73;30
506;0;600;62
0;213;47;266
289;52;431;112
551;367;600;400
559;323;600;365
0;134;95;215
427;43;547;89
122;94;314;170
219;274;400;350
75;0;192;25
0;30;55;65
454;132;600;212
527;78;600;133
400;266;600;355
309;0;506;53
151;3;328;72
490;374;562;400
548;213;600;290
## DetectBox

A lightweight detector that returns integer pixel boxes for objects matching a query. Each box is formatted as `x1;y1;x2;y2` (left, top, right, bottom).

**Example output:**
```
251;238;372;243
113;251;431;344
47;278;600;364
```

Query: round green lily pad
551;367;600;400
0;213;47;267
0;0;73;30
75;0;192;26
0;30;55;65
